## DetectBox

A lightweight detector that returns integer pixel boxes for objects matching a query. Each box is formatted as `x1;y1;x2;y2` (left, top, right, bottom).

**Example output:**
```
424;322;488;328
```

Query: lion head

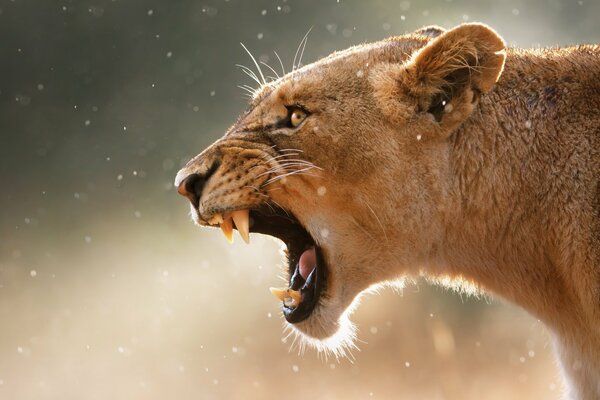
175;23;506;353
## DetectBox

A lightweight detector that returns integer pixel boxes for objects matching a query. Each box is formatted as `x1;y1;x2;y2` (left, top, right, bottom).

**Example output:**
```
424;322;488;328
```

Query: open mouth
207;206;327;324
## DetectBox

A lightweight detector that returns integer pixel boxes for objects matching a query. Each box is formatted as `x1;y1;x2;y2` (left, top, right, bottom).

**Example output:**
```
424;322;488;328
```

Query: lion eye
289;108;308;128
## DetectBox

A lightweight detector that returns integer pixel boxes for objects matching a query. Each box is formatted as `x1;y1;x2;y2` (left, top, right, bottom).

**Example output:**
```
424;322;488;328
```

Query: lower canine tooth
269;287;302;307
270;287;287;301
220;218;234;243
231;209;250;244
288;289;302;304
284;297;296;308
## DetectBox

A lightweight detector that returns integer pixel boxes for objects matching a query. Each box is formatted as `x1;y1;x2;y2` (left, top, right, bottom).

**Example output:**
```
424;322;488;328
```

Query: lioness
175;23;600;399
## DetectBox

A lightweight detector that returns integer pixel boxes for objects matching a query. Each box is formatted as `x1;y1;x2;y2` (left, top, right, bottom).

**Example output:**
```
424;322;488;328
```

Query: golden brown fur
175;24;600;399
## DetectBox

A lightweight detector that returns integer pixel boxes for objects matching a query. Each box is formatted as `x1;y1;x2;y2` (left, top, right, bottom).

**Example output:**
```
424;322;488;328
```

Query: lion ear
403;23;506;126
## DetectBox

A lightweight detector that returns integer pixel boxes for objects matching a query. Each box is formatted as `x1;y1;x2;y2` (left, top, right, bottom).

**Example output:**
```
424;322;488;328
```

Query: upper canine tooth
269;287;287;301
220;218;234;243
231;209;250;244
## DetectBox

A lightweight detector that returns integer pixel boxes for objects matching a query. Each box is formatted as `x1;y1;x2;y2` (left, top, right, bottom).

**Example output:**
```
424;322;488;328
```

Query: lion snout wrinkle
177;139;279;222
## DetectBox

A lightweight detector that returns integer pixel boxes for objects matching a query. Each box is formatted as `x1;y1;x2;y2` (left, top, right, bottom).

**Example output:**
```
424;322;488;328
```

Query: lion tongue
299;247;316;280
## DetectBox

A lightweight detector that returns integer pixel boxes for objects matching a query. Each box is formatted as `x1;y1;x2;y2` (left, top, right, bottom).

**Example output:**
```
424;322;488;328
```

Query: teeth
231;209;250;244
269;287;302;308
287;289;302;304
220;218;234;243
269;287;287;301
208;213;224;225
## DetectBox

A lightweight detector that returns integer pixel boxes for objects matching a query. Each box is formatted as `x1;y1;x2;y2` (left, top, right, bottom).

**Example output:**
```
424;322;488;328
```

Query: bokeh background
1;0;599;399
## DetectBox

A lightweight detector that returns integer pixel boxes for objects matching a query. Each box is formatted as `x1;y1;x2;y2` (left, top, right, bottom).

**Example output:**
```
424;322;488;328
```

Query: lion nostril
175;159;220;209
177;173;205;208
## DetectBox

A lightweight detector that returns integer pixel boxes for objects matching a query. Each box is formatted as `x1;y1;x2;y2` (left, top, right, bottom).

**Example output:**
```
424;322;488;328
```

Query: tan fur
176;24;600;399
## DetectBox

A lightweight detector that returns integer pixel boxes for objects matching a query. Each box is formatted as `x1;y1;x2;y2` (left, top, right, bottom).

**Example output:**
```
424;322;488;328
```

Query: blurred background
1;0;599;398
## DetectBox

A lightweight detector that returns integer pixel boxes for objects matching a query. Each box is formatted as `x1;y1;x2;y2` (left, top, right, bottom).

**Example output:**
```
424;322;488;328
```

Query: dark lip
247;206;326;324
282;246;326;323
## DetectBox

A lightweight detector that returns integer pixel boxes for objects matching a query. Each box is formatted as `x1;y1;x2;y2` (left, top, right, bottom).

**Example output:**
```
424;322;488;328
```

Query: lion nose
175;160;220;208
176;172;206;207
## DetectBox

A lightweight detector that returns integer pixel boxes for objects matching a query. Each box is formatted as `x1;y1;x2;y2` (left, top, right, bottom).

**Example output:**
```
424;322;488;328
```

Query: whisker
293;27;312;71
292;36;305;71
277;161;323;169
240;42;266;85
265;166;320;184
297;26;313;69
235;64;261;83
269;153;301;160
237;85;256;96
236;65;262;86
240;84;257;92
365;202;388;243
268;198;291;217
351;216;376;242
260;61;280;80
274;50;286;76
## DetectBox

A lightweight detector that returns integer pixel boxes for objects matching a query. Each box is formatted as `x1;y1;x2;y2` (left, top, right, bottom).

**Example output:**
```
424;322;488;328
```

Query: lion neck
436;48;598;332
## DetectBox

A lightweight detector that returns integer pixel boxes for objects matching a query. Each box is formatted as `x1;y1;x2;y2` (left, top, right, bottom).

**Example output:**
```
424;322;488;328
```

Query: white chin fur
283;293;364;360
